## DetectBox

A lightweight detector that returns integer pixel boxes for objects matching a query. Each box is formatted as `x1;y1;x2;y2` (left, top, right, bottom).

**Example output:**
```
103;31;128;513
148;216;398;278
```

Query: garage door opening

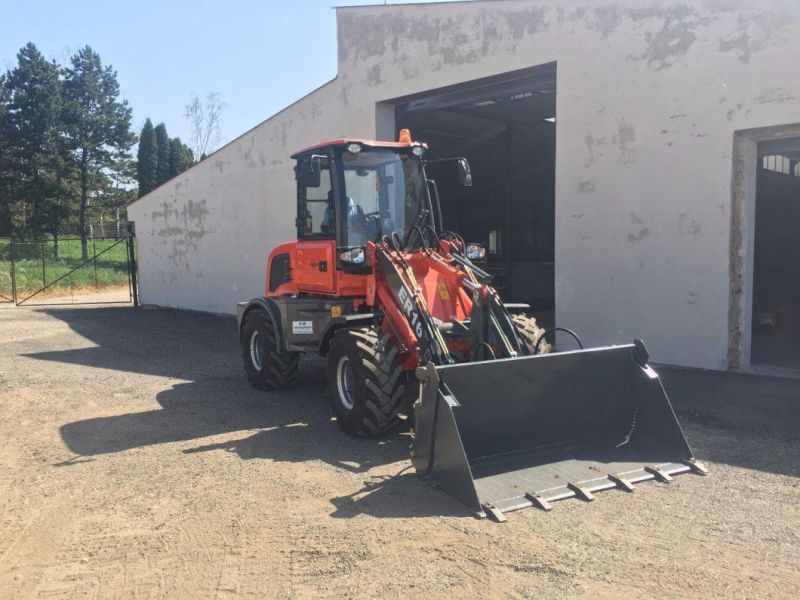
394;64;556;318
751;139;800;369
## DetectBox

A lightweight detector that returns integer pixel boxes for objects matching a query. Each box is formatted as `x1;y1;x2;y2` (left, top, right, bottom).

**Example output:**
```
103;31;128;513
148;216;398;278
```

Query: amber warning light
398;129;412;144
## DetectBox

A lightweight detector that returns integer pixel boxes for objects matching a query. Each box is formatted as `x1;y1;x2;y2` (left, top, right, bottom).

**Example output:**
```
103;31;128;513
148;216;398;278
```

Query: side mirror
296;155;323;187
307;156;322;187
457;158;472;187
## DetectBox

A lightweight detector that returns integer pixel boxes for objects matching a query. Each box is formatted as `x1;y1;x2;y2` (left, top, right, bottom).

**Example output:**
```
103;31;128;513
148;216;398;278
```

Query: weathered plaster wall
128;0;800;369
128;81;360;314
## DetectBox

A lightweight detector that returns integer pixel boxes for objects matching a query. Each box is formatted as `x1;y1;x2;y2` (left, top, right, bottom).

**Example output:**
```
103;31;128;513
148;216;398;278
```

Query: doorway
394;64;557;319
751;138;800;369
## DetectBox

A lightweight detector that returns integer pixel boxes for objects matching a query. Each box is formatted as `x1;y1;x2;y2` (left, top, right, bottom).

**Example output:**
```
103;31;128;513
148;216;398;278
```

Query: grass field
0;237;130;302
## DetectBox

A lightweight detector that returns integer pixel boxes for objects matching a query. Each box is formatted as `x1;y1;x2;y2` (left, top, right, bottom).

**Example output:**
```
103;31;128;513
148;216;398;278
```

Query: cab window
297;156;335;237
340;149;423;248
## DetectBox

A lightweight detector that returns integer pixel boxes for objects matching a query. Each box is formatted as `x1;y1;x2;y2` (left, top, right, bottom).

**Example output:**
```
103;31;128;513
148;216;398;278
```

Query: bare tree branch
184;92;226;159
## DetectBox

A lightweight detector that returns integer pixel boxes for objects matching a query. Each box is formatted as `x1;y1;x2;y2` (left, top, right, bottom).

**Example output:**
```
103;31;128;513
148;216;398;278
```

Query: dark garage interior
395;64;557;313
752;138;800;369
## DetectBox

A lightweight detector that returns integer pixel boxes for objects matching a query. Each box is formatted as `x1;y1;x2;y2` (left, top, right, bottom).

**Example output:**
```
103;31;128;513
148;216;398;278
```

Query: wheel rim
336;355;356;410
250;330;263;372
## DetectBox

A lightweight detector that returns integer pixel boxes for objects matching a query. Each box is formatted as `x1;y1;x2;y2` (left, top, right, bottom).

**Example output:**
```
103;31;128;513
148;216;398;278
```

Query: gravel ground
0;305;798;598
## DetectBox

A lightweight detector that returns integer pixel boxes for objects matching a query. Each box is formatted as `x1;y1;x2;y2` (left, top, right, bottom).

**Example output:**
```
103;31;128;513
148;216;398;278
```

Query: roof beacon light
398;129;412;144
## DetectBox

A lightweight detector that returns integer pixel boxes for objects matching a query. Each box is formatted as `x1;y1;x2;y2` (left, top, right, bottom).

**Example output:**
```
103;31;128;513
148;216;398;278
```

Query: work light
466;243;486;260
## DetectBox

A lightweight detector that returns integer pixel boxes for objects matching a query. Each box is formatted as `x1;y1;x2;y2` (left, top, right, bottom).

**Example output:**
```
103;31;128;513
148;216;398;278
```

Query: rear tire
242;311;299;390
511;314;551;355
326;327;407;437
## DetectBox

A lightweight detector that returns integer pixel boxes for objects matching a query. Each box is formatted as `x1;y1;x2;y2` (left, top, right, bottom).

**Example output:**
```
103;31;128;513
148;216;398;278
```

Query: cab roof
290;138;421;158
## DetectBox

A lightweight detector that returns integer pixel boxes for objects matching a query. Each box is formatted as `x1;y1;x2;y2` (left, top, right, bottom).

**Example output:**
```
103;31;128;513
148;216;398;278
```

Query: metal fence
0;235;138;307
0;241;12;303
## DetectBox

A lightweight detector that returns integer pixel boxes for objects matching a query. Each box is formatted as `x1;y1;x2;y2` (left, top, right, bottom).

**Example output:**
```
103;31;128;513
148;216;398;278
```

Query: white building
128;0;800;371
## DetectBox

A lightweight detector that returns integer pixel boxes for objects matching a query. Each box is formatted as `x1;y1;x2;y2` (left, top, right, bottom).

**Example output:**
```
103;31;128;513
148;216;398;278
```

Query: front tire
511;314;551;355
326;327;407;437
242;311;299;390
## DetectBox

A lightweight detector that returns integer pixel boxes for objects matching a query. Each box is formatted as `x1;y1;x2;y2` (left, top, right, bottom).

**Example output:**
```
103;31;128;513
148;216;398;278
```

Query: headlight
412;145;424;157
347;143;362;154
465;243;486;260
340;247;365;264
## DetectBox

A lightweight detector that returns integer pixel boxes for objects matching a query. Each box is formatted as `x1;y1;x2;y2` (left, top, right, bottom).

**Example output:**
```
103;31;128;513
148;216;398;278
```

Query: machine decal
292;320;313;334
398;287;424;338
436;281;450;301
376;248;441;364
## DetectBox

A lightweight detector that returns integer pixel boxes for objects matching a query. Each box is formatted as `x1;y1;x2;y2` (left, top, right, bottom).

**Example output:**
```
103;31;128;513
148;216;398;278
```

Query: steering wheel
357;209;387;240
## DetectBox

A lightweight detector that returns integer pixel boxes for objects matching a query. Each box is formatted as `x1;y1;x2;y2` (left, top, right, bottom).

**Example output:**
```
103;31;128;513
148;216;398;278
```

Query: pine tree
62;46;134;259
168;136;194;178
2;43;67;239
0;74;12;236
154;122;170;186
136;118;157;197
179;141;194;173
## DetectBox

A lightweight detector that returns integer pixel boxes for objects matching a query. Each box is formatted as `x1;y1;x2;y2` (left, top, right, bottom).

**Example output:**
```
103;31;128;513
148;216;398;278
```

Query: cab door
294;152;336;295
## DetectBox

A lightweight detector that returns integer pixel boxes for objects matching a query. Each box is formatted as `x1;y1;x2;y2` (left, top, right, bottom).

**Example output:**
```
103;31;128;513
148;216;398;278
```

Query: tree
63;46;135;259
154;122;170;186
168;136;193;178
103;146;137;236
185;92;225;160
136;118;157;197
1;43;69;241
0;74;12;236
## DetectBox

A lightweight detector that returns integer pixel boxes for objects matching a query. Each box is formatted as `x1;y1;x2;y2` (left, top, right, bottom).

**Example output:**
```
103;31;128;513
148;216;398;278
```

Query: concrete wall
128;0;800;369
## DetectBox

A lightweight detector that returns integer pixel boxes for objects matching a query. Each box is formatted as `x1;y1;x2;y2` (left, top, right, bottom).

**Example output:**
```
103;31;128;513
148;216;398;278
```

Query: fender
318;313;375;356
237;297;285;352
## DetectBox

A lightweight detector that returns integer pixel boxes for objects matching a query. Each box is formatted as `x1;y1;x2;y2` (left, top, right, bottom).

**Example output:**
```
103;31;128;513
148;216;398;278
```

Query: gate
0;239;13;303
0;232;138;307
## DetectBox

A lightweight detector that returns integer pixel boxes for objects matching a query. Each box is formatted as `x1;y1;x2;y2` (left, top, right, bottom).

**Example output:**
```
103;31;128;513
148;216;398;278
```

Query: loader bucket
411;342;705;520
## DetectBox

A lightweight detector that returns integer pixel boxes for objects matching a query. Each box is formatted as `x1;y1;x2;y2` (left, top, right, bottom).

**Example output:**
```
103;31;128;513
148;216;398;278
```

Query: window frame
334;147;425;250
295;150;338;241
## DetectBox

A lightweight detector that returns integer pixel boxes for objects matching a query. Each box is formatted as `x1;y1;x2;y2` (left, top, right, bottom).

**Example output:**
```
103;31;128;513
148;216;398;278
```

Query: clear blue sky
0;0;462;152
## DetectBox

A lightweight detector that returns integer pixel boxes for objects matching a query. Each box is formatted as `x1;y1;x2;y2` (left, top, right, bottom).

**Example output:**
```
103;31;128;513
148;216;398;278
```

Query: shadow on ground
25;307;800;489
29;307;408;479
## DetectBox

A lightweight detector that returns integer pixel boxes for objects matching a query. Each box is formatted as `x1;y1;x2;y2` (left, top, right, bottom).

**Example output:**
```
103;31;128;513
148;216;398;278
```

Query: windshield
339;149;425;247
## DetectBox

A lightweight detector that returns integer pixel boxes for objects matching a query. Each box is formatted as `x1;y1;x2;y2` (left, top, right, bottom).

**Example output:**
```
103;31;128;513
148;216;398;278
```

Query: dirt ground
1;305;798;599
4;285;131;306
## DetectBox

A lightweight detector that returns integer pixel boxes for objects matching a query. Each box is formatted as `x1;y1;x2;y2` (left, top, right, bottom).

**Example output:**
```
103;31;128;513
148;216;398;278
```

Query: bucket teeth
524;491;553;511
607;473;635;492
686;460;709;475
644;465;674;482
567;482;595;502
482;503;507;523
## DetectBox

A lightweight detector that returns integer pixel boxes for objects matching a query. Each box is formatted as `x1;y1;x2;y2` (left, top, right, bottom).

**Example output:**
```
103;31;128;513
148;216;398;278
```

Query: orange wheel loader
237;130;707;520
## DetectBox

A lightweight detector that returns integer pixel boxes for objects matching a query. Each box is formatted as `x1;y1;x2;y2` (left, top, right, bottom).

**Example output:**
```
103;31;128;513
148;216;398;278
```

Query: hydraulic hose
534;327;584;354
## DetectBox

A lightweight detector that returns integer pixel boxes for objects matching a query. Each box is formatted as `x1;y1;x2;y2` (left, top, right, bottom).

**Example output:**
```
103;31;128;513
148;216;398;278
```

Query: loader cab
293;140;429;282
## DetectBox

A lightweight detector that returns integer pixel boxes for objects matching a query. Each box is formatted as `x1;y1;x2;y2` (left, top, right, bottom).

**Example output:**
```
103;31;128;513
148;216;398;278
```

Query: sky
0;0;463;153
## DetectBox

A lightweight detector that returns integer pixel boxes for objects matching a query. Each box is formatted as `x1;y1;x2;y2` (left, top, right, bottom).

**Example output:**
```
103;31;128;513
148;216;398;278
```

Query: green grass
0;238;130;301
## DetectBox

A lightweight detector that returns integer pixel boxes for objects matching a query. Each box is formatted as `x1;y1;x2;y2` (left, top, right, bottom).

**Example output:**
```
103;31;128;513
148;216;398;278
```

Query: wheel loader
237;130;706;520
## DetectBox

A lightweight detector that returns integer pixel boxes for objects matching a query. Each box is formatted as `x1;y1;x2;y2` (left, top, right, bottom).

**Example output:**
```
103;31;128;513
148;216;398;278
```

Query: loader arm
373;238;528;366
374;242;452;366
